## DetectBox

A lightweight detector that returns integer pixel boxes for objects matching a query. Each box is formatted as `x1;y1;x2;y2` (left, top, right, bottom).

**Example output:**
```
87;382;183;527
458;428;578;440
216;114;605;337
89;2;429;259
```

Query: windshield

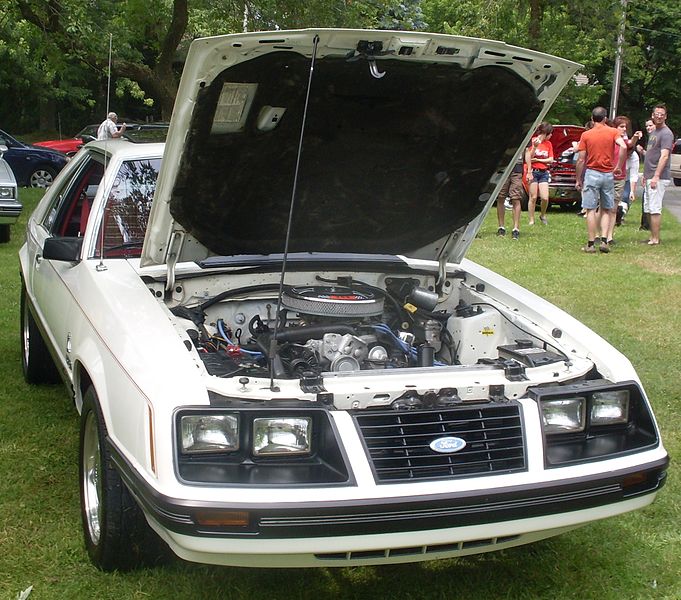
95;157;162;258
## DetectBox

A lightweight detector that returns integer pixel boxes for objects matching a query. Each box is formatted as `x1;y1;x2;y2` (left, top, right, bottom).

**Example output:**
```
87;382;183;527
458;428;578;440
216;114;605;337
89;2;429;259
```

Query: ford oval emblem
429;436;466;454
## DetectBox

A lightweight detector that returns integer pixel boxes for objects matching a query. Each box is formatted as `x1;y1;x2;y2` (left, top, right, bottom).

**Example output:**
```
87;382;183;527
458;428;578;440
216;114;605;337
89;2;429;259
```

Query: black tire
79;386;167;571
520;189;529;211
28;166;57;188
0;224;9;244
674;177;681;187
20;285;60;384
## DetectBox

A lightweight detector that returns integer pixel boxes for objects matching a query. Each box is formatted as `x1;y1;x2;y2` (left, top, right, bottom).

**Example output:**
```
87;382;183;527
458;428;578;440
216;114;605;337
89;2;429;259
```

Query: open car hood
142;29;578;269
551;124;586;157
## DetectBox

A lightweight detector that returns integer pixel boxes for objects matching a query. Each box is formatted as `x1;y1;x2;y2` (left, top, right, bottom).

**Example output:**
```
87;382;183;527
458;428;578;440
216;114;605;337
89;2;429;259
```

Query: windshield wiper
103;241;143;252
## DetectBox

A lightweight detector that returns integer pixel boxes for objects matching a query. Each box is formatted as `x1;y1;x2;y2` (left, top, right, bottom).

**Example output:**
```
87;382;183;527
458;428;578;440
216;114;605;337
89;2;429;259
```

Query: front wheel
674;177;681;187
0;224;9;243
79;386;167;571
28;166;56;188
520;189;529;211
21;285;60;384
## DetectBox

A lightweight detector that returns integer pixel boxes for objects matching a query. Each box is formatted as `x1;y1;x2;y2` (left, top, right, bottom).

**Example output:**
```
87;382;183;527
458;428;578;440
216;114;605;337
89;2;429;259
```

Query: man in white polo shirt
97;112;127;141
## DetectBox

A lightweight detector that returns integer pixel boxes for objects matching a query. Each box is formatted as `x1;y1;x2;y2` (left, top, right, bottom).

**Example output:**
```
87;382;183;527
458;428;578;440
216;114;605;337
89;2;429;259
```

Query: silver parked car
0;144;21;243
671;138;680;186
20;29;667;571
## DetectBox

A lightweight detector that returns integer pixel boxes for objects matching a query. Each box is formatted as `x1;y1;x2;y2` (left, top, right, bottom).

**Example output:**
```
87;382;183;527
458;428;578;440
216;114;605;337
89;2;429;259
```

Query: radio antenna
105;33;113;117
268;34;320;392
97;32;114;272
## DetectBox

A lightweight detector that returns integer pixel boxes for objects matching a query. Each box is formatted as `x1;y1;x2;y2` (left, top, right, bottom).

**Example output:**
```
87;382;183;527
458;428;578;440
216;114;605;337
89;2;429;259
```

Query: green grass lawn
1;193;679;599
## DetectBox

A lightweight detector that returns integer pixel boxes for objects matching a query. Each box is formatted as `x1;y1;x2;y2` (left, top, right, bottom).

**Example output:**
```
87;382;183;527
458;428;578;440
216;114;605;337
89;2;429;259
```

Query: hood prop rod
268;34;320;392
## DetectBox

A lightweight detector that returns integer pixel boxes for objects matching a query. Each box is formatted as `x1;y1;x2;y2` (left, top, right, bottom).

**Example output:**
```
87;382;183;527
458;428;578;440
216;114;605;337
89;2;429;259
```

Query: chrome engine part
423;319;443;352
281;285;384;318
303;332;388;372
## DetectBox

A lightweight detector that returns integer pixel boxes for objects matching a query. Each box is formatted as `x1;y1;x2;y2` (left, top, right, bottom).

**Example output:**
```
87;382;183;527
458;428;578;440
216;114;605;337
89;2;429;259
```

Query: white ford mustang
19;29;668;571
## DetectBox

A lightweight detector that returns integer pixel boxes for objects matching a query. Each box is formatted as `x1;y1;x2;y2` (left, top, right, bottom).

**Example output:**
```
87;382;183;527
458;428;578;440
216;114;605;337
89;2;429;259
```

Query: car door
27;151;105;374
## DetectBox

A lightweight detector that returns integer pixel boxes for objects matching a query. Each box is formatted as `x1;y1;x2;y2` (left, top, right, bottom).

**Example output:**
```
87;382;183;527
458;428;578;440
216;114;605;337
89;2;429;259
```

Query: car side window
94;158;161;258
42;156;104;236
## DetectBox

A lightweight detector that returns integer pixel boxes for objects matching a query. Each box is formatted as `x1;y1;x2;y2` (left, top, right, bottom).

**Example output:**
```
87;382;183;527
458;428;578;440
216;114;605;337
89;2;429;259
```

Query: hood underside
143;30;579;267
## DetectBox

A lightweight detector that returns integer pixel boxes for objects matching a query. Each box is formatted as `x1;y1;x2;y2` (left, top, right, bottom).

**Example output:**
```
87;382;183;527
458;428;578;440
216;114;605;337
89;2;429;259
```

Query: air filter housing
281;286;384;318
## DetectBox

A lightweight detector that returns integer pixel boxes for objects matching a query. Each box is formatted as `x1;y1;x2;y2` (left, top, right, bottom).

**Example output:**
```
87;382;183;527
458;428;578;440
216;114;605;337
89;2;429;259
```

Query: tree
1;0;424;132
608;0;681;130
2;0;678;134
0;1;108;132
420;0;621;124
113;0;189;120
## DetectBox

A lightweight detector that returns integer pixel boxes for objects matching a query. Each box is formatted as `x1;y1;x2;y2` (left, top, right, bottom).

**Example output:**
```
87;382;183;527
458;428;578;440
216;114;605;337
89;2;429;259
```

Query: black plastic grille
354;403;526;483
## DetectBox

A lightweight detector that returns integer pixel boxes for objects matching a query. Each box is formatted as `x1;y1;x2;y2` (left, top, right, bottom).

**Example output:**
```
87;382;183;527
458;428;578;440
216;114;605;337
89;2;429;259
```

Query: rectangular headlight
253;417;312;456
0;186;15;199
541;397;586;433
591;390;630;425
181;414;239;454
530;380;659;467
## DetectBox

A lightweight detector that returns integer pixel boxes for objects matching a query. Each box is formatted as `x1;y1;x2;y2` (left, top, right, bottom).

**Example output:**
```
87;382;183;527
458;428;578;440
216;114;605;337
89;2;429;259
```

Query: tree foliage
0;0;678;134
419;0;680;130
420;0;613;124
614;0;681;125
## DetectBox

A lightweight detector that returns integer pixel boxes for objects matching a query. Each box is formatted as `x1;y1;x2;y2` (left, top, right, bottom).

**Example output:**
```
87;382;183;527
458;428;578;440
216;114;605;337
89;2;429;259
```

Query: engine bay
167;272;570;384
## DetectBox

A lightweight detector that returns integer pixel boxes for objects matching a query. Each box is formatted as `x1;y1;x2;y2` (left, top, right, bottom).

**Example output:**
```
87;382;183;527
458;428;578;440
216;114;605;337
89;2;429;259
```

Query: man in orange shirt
575;107;627;253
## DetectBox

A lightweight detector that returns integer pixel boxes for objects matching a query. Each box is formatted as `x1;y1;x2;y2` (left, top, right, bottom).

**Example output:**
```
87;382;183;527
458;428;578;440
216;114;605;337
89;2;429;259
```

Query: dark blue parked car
0;129;68;187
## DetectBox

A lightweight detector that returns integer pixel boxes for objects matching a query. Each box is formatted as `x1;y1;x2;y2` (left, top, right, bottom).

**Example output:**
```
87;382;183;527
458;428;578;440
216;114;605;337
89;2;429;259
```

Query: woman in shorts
525;122;554;226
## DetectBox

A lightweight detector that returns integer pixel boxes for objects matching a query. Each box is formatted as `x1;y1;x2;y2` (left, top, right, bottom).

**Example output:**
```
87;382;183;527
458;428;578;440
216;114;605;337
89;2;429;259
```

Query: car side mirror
43;236;83;262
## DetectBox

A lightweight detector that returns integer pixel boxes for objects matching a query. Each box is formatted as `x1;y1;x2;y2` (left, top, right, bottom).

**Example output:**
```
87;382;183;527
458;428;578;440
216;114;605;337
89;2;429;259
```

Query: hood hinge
435;232;457;297
165;231;185;293
436;255;448;295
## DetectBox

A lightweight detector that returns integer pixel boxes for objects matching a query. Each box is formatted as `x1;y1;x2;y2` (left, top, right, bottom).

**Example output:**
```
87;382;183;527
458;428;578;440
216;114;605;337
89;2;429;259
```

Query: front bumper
147;496;655;567
111;439;667;566
548;184;580;203
0;198;22;224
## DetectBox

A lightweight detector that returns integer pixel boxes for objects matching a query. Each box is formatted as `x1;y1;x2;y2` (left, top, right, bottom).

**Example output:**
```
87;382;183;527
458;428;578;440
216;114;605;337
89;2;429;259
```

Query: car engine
172;276;567;382
174;277;464;379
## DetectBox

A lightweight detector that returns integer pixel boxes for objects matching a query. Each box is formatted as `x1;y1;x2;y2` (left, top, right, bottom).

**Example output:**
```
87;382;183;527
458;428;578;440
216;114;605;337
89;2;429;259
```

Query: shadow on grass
143;528;659;600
